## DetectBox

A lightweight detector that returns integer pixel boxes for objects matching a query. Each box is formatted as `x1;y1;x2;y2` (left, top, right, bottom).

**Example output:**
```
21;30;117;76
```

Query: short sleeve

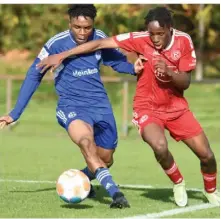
113;32;146;55
178;36;196;72
37;46;51;61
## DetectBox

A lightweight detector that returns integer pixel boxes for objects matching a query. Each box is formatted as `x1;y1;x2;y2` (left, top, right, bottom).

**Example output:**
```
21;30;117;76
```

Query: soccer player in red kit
37;7;219;207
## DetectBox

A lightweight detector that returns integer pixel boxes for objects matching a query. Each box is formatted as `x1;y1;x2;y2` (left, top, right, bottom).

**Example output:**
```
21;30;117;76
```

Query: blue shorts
56;106;118;150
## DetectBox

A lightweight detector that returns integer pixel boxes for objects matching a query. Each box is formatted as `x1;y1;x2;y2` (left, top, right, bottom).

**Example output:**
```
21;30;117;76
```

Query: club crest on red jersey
172;50;181;61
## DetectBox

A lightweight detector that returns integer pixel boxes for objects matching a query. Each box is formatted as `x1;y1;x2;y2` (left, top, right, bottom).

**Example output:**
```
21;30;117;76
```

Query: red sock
164;162;183;184
201;171;216;193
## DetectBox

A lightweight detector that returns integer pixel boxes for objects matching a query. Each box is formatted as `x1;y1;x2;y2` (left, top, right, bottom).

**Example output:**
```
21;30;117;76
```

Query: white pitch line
123;203;218;219
0;179;202;192
119;184;202;192
0;178;219;219
0;178;55;184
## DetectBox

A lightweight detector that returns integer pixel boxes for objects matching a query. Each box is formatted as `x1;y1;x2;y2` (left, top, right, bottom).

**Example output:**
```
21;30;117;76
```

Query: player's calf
81;167;95;180
81;157;114;199
95;167;130;208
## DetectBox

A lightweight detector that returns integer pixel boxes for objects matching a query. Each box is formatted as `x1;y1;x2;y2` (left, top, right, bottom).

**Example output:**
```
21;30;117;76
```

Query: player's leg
97;147;130;208
80;117;116;199
81;146;115;179
96;146;115;168
183;133;219;205
167;110;219;205
68;119;106;172
134;111;187;207
68;119;126;207
70;112;128;208
81;147;115;198
93;114;130;208
142;123;186;206
57;107;124;207
56;108;102;172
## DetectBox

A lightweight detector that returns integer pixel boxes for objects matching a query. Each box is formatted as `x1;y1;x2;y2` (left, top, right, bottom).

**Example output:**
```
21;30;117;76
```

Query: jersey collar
163;28;175;52
69;30;77;44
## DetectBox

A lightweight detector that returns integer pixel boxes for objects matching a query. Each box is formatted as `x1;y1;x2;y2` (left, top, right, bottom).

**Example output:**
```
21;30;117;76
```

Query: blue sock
95;167;120;198
81;167;95;181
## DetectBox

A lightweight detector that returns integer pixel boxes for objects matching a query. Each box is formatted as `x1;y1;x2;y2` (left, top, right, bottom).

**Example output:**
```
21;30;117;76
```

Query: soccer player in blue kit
0;5;143;208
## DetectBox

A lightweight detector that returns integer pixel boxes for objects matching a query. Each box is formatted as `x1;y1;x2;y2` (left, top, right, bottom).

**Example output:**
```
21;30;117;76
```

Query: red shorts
132;109;203;141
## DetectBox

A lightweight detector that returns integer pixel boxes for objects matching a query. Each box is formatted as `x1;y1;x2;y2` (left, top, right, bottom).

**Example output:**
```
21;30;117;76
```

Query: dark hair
68;4;97;20
144;7;173;28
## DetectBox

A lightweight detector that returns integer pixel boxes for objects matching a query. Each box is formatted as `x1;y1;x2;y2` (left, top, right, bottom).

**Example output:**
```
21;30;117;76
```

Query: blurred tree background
0;4;220;79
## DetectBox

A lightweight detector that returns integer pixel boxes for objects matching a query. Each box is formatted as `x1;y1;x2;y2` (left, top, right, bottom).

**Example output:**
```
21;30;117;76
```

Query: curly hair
145;7;173;28
68;4;97;20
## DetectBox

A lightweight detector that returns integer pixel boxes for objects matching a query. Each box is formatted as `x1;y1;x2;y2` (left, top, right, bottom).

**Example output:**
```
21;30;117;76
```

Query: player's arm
37;32;143;73
0;48;50;128
37;37;119;72
101;48;138;76
155;60;191;91
167;69;191;91
170;36;196;91
155;37;196;91
9;59;46;122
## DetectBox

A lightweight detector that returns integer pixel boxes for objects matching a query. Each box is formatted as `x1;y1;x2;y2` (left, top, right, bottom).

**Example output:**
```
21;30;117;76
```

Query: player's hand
0;115;14;129
154;59;169;75
36;53;65;73
134;55;147;75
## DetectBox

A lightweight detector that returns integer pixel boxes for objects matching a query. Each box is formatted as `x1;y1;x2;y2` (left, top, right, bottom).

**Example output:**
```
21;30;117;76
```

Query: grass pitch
0;83;220;218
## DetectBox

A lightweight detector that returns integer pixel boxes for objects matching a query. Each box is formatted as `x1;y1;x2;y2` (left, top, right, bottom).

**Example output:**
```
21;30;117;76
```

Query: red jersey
113;29;196;113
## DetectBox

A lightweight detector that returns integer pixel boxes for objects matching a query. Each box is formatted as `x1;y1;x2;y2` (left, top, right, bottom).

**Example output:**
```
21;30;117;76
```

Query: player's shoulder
131;31;149;39
115;31;149;43
45;29;70;49
174;29;193;44
131;31;150;44
94;29;108;39
130;31;150;45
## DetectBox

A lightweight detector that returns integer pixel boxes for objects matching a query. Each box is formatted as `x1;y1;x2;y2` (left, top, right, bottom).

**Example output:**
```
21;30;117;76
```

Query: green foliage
0;4;219;78
169;4;220;50
0;4;68;52
95;4;150;34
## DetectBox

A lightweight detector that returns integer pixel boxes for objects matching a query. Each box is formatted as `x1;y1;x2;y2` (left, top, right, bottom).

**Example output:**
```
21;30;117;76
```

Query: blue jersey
9;29;136;121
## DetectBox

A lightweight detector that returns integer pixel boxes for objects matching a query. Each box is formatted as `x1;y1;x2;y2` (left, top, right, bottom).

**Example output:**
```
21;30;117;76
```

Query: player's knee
201;151;216;166
152;139;168;157
97;148;115;168
152;139;167;152
106;159;114;168
100;156;114;168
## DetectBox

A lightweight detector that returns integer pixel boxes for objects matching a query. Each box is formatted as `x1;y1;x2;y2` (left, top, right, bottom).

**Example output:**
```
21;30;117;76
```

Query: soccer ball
56;169;91;203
